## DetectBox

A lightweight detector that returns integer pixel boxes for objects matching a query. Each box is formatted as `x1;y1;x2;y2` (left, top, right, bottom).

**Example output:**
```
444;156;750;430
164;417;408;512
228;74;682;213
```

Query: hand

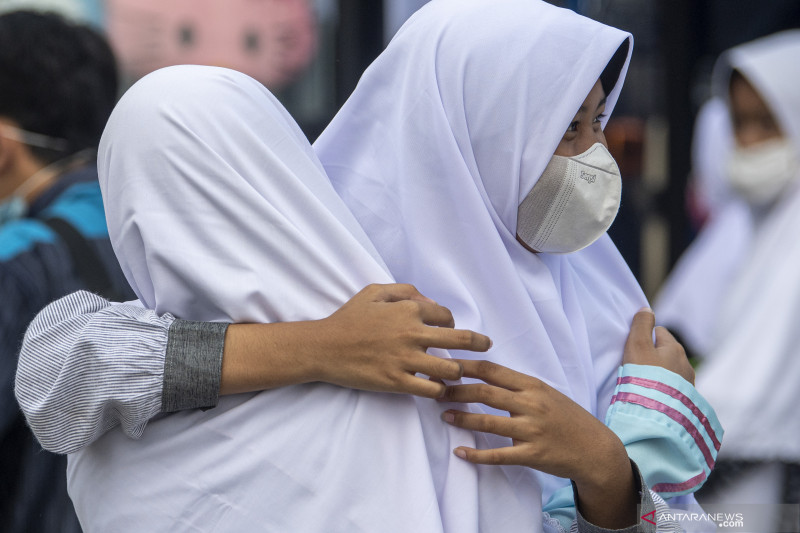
439;359;637;528
310;284;491;398
623;308;695;384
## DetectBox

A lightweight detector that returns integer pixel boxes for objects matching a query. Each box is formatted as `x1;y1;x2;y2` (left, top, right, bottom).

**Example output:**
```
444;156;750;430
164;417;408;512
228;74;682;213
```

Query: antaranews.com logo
642;503;799;532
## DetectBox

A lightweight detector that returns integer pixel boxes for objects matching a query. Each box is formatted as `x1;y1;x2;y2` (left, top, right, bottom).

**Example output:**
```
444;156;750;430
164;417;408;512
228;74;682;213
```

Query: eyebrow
579;96;607;113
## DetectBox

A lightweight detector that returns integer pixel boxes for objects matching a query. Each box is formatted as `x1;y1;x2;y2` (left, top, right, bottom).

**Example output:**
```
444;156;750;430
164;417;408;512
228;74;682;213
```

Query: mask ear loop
0;125;70;152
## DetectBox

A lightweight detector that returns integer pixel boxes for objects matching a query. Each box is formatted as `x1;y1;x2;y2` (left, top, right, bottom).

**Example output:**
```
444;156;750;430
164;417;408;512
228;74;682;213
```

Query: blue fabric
0;219;57;261
605;364;724;499
543;364;723;530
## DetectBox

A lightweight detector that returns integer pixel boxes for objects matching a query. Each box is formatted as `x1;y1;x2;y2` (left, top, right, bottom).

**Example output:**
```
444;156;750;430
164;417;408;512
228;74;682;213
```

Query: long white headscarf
693;30;800;460
316;0;644;502
71;65;548;532
70;1;646;530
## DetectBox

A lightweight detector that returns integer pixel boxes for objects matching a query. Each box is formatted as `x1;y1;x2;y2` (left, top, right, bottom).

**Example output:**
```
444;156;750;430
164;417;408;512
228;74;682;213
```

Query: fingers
653;325;679;349
414;356;464;381
425;329;492;352
441;409;526;440
624;307;655;356
366;283;457;328
440;383;518;412
368;283;436;305
654;326;694;385
415;300;456;328
451;445;525;466
454;359;532;391
401;375;448;398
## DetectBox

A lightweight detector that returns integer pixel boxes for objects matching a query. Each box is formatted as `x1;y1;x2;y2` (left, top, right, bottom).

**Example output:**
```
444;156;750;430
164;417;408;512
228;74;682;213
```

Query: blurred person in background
655;31;800;531
0;10;133;532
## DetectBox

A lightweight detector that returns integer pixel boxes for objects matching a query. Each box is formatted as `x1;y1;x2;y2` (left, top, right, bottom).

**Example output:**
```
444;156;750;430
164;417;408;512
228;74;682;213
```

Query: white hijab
692;30;800;460
71;65;549;532
316;0;644;503
70;1;646;530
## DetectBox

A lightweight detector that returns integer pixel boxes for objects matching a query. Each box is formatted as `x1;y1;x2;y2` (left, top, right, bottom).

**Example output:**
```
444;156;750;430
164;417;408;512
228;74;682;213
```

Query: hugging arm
15;284;490;454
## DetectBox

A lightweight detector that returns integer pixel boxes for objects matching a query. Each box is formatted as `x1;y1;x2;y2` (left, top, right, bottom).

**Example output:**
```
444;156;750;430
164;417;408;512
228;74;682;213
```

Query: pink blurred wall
107;0;316;89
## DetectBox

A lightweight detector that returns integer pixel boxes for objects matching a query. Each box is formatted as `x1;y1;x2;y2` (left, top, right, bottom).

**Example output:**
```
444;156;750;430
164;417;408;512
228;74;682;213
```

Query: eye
593;113;607;124
566;121;579;133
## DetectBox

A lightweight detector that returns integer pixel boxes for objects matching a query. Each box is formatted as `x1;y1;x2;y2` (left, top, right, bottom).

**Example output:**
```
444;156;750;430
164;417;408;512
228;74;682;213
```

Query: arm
440;310;714;530
219;283;490;398
439;359;640;529
15;291;172;454
16;284;491;453
606;311;722;500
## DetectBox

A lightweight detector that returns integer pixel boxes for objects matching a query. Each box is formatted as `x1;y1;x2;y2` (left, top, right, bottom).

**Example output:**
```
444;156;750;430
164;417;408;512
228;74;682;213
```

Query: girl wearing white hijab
656;31;800;524
18;1;720;531
69;64;649;532
316;0;717;520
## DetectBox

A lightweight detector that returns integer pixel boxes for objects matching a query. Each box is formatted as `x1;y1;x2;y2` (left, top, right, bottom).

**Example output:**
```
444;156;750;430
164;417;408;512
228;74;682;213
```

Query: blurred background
1;0;798;298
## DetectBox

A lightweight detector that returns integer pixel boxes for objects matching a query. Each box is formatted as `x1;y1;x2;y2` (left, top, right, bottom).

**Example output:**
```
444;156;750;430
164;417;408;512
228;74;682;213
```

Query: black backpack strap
42;217;117;298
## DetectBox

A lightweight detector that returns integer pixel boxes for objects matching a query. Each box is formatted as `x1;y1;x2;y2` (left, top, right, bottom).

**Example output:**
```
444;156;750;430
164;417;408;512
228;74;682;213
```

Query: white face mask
727;138;800;207
517;142;621;254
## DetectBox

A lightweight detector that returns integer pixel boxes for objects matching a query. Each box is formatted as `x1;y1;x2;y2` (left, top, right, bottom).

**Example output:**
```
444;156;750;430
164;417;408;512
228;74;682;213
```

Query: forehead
573;80;606;113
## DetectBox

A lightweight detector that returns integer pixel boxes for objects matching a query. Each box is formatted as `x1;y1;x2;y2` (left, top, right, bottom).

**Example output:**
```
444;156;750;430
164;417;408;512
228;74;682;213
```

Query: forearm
574;460;657;533
572;434;639;529
219;321;329;396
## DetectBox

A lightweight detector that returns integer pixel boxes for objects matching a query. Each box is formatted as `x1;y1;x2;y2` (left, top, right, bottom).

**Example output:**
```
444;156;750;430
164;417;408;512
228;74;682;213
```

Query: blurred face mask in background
727;138;800;207
517;142;622;254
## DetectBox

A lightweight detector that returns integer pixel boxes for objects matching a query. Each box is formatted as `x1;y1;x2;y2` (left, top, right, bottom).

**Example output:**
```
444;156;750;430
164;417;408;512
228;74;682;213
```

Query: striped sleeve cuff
605;364;724;499
162;320;228;412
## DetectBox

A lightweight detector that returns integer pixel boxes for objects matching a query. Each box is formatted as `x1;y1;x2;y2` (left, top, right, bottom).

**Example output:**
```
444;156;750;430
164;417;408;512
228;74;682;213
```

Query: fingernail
442;411;455;423
488;338;493;349
454;448;467;459
639;307;653;314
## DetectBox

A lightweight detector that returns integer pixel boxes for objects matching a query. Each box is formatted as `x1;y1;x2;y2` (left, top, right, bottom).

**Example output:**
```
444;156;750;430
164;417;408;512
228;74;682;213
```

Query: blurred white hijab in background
693;31;800;461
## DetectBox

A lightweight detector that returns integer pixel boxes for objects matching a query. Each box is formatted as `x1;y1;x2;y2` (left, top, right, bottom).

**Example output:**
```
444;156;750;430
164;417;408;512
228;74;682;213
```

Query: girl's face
729;74;782;148
554;79;608;157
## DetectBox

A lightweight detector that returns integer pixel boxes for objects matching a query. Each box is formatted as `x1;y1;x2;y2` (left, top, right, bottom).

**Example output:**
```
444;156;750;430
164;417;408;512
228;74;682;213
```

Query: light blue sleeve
605;363;724;499
543;460;659;532
543;364;722;529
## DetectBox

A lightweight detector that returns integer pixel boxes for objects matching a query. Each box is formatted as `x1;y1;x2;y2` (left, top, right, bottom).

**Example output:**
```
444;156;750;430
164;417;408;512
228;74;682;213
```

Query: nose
576;127;607;154
735;124;768;148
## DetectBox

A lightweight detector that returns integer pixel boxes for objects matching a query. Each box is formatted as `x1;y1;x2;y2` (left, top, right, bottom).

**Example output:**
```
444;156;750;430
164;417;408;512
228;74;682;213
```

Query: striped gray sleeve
15;291;173;454
162;320;227;413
